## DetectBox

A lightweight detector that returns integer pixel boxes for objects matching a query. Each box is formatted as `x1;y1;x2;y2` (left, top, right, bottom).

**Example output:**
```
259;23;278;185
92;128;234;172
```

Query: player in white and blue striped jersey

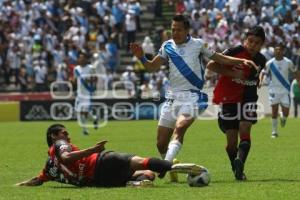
262;44;300;138
130;14;258;182
73;51;99;135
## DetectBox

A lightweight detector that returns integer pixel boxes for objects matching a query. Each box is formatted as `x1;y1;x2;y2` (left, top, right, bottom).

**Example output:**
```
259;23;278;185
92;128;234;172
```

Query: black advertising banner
20;99;163;121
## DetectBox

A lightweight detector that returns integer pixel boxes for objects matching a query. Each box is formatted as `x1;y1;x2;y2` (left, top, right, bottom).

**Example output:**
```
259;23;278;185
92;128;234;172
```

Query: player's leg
279;94;290;127
293;97;298;117
218;104;239;173
156;126;174;159
157;99;176;158
271;104;279;137
165;114;194;162
87;107;99;130
225;130;239;171
75;98;91;135
129;156;172;176
269;92;280;137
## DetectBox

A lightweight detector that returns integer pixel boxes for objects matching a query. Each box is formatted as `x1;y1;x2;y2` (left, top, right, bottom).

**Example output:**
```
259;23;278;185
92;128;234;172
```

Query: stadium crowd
0;0;299;97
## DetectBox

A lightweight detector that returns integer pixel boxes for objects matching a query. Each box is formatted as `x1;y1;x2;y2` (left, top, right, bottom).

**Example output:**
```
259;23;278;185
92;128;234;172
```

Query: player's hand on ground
92;140;107;153
243;59;259;70
130;43;144;59
15;177;43;186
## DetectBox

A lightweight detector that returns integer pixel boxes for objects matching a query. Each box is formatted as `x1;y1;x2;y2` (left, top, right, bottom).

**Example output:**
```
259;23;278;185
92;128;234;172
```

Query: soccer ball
187;168;210;187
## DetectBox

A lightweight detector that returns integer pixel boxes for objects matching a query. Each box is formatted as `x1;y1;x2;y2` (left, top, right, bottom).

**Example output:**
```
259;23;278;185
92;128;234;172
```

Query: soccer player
206;26;266;180
261;44;300;138
73;51;99;135
291;76;300;117
130;14;258;182
16;124;204;187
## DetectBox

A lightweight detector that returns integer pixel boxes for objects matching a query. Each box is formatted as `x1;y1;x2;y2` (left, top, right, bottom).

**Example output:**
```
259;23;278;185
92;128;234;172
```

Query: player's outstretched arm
15;177;44;186
211;53;259;70
130;43;164;72
206;60;244;79
60;140;107;164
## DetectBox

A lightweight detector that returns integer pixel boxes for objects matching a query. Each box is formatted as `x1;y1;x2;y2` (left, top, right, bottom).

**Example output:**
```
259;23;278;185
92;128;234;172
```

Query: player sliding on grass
16;124;204;187
130;14;258;182
206;26;266;181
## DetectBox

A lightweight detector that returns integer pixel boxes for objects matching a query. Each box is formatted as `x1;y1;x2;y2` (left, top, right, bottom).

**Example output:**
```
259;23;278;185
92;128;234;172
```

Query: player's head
171;15;190;44
243;26;265;56
78;50;90;66
274;43;284;60
46;124;69;147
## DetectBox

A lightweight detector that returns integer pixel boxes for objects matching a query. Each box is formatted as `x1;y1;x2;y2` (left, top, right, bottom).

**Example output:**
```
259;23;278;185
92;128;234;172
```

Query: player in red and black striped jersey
15;124;174;187
206;26;266;181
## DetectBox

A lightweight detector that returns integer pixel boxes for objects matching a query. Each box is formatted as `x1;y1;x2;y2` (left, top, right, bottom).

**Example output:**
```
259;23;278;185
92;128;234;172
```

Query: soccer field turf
1;119;299;200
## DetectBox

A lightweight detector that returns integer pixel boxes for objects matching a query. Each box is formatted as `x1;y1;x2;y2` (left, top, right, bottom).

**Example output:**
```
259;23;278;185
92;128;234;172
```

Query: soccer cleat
83;130;89;135
234;158;246;181
169;159;179;182
271;132;278;138
171;163;206;176
126;180;154;187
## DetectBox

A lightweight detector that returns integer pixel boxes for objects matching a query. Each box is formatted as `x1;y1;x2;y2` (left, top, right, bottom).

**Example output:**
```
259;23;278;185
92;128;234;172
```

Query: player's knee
174;122;189;134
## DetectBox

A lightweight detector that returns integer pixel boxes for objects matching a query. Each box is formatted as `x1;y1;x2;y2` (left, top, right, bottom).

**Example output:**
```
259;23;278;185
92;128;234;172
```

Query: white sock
272;118;278;133
165;140;182;162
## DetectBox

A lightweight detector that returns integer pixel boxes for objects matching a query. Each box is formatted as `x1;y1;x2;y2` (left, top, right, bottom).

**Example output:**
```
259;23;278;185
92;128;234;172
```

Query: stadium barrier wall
20;99;163;121
0;101;20;121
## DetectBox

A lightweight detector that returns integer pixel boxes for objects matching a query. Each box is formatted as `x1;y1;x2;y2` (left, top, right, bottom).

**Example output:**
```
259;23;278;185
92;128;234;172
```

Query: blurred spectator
121;65;138;98
128;0;142;31
142;36;155;60
18;66;28;92
125;10;137;51
33;59;47;92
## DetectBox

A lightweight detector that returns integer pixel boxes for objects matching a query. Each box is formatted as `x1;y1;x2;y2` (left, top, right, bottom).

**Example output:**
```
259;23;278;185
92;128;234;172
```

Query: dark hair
46;124;65;147
172;15;190;29
274;43;285;49
245;26;266;42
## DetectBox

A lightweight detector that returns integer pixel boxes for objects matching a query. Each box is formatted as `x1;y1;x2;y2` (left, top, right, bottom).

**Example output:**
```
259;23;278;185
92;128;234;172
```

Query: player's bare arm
130;43;164;72
60;140;107;164
15;177;44;186
211;53;259;70
206;60;244;79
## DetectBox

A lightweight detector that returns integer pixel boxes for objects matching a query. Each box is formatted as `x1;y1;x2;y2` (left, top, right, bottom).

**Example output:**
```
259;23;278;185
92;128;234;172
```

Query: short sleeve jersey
38;140;98;186
74;64;96;96
265;57;296;94
158;36;215;96
213;45;266;104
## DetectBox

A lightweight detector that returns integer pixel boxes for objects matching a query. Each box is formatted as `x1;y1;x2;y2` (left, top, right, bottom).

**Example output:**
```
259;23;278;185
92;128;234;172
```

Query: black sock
226;146;238;171
145;158;172;173
237;140;251;163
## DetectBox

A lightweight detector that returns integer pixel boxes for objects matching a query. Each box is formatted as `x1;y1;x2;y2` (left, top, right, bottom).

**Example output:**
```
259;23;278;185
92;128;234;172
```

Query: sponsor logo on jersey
232;78;257;86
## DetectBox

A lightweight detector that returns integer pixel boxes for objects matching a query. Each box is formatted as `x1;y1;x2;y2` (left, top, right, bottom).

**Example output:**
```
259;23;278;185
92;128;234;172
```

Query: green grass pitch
0;119;299;200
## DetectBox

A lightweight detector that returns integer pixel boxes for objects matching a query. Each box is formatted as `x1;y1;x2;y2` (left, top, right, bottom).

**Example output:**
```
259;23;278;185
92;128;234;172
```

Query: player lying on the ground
16;124;204;187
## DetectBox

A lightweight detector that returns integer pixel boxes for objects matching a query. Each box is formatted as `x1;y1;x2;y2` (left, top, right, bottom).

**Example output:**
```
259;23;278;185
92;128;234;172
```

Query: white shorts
158;91;208;129
268;92;290;108
75;97;92;113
